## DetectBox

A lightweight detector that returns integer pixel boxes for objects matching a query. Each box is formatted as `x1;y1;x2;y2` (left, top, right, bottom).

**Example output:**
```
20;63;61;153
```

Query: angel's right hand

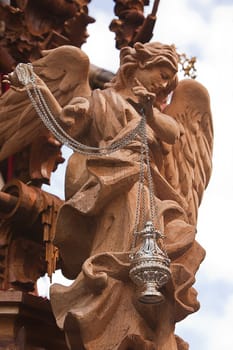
59;97;90;127
132;78;156;108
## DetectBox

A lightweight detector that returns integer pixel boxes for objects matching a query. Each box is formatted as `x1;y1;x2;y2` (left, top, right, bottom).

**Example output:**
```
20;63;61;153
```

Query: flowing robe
50;88;205;350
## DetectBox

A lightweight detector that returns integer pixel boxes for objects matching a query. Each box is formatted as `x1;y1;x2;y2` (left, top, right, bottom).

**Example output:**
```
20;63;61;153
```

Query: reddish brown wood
0;290;68;349
0;180;63;292
110;0;159;49
0;191;17;214
0;1;212;347
0;0;94;72
0;40;213;349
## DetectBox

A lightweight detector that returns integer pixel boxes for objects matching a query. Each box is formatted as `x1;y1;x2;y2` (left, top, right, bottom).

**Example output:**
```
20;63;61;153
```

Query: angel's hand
2;64;45;91
132;78;156;109
59;97;90;127
2;71;25;91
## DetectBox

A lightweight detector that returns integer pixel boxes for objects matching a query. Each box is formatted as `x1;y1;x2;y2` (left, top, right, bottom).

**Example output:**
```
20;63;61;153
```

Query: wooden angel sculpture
0;41;213;350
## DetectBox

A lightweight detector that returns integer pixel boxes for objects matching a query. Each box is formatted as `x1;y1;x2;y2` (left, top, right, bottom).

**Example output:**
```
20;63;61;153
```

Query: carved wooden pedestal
0;291;68;350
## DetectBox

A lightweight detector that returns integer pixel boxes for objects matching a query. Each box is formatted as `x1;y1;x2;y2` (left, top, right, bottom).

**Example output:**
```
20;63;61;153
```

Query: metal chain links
15;63;162;250
15;63;144;156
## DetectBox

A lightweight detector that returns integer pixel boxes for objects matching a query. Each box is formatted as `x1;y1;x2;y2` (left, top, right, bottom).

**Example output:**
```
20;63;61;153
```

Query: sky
40;0;233;349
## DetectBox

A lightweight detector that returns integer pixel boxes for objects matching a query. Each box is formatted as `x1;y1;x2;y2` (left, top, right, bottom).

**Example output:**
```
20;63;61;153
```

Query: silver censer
129;221;171;304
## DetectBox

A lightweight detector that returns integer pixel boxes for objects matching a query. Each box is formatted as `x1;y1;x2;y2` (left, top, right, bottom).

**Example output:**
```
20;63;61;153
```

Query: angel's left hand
2;71;25;91
2;66;46;91
59;97;90;127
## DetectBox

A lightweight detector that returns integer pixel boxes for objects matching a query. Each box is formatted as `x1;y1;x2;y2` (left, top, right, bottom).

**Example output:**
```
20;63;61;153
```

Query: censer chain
15;62;162;250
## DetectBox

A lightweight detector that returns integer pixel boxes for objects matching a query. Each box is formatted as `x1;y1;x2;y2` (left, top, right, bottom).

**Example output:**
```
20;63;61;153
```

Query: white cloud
43;146;73;200
38;270;73;298
155;0;208;52
176;291;233;350
210;295;233;350
83;10;119;72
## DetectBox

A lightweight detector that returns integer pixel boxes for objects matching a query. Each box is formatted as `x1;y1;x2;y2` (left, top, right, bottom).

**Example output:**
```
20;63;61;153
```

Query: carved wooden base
0;290;68;350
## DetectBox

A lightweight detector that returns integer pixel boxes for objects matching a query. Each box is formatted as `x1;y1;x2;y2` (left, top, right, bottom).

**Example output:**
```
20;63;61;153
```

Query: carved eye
161;72;170;80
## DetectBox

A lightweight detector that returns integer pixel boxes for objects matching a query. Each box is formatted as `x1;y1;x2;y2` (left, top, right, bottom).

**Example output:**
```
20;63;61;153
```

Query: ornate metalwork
129;221;171;304
178;52;197;79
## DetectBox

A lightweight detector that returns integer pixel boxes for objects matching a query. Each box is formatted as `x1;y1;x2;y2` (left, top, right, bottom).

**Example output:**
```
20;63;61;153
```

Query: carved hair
108;41;179;94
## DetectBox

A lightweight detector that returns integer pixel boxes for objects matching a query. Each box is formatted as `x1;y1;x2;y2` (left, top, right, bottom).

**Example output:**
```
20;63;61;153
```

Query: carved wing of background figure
162;79;213;226
0;46;91;161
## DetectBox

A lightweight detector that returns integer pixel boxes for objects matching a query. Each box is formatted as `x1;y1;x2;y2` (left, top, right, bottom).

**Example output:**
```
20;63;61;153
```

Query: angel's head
109;41;179;102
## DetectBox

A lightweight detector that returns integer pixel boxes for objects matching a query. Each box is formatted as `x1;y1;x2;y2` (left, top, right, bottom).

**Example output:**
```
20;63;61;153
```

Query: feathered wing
0;45;91;161
162;79;213;225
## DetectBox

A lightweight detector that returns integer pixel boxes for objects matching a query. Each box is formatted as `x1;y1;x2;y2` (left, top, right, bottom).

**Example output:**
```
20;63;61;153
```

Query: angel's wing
162;79;213;225
0;45;91;161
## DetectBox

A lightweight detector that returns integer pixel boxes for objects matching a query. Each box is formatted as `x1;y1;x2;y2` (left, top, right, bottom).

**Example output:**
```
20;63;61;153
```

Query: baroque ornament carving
0;0;94;71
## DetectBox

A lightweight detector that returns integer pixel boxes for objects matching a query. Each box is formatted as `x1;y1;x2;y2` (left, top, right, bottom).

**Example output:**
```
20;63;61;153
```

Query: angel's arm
147;106;180;144
5;68;91;139
5;70;62;118
132;84;180;144
29;82;92;139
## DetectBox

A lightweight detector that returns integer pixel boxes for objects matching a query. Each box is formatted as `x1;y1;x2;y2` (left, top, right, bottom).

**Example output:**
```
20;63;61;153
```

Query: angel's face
135;64;175;96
